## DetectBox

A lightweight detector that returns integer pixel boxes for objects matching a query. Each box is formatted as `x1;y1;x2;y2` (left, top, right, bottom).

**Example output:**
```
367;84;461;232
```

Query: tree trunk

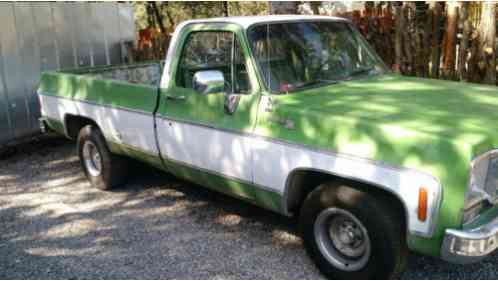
269;1;299;14
422;4;433;77
145;3;155;28
414;2;428;77
394;2;403;73
310;2;321;15
402;4;414;75
150;2;166;33
458;2;471;81
442;2;459;80
162;2;175;31
430;2;443;78
223;1;229;17
479;1;496;84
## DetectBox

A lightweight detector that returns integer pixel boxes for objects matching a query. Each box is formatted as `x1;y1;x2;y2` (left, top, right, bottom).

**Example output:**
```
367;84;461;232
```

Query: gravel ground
1;135;497;279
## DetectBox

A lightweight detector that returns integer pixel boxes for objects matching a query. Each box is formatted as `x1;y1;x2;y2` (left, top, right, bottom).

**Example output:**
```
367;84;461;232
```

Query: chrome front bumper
441;216;498;264
39;117;48;134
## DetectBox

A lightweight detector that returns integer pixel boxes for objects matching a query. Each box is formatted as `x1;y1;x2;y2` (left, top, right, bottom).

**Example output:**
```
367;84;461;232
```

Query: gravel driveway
1;135;497;279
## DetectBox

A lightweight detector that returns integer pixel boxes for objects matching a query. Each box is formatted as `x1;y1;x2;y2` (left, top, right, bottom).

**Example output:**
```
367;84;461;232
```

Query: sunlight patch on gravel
45;175;83;188
215;212;242;226
42;219;99;239
271;229;302;248
2;136;496;279
26;245;102;257
117;200;209;219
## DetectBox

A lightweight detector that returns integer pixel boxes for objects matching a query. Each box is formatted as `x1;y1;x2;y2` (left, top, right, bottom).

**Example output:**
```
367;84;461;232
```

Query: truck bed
70;62;162;86
38;62;161;143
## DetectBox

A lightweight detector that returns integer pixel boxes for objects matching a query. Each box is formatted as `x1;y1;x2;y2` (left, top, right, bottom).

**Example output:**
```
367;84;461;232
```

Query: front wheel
77;125;128;190
299;182;407;279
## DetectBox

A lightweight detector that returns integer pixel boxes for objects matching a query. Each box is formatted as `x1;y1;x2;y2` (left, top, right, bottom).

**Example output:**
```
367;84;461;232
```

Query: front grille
483;156;498;201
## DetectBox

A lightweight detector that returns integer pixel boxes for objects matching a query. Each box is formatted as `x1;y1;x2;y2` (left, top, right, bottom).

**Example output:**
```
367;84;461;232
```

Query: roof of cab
180;15;349;29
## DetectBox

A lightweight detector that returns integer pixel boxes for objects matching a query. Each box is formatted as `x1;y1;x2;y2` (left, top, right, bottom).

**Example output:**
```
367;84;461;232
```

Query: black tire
77;125;128;190
299;182;407;280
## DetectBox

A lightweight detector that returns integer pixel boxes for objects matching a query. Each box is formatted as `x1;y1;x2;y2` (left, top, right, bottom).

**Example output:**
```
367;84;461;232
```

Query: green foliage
134;1;269;32
134;2;149;30
226;1;269;17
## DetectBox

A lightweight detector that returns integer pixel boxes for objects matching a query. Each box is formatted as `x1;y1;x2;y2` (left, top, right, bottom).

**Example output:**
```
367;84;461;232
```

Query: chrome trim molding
155;114;442;237
108;138;281;199
465;148;498;224
441;216;498;264
155;113;440;174
165;156;281;196
39;117;48;134
282;167;440;239
107;139;158;157
40;92;442;237
469;149;498;201
38;92;154;117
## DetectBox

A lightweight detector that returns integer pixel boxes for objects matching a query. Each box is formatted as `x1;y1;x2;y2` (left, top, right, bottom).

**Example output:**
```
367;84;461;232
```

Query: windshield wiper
349;66;375;77
294;79;339;90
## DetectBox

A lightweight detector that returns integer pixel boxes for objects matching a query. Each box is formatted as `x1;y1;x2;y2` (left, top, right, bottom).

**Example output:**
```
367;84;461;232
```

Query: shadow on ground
0;136;497;279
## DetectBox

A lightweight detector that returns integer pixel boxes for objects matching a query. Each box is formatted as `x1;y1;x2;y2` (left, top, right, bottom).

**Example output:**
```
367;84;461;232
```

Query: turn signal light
418;187;428;222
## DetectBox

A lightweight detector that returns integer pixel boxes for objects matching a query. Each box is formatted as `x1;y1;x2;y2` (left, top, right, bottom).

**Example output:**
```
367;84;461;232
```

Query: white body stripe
41;94;440;237
39;95;158;156
157;119;254;182
158;117;440;237
251;137;440;236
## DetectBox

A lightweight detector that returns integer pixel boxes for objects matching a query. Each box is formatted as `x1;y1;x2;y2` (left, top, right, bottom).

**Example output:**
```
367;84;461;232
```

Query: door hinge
268;116;295;130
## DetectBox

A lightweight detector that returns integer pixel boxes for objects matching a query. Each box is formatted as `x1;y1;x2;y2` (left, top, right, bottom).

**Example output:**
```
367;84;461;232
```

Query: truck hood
268;74;498;158
259;73;498;199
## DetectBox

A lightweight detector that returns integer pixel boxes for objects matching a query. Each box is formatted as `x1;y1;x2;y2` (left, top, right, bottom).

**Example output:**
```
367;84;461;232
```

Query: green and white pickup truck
38;15;498;279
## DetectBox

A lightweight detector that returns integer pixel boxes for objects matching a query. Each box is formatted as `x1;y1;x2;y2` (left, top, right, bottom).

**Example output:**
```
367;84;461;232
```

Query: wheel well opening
64;115;98;139
285;169;407;232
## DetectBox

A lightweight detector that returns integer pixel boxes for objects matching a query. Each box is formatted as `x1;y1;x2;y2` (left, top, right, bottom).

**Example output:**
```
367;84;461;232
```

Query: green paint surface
110;141;283;213
158;22;263;134
164;157;283;213
39;64;159;113
257;73;498;255
158;22;265;201
463;205;498;230
45;118;65;135
107;141;165;171
39;20;498;259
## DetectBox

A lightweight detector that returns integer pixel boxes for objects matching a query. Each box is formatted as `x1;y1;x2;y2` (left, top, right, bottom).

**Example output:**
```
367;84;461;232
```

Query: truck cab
39;16;498;279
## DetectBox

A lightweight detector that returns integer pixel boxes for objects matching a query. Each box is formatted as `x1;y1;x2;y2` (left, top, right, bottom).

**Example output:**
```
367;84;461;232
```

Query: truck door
156;26;260;186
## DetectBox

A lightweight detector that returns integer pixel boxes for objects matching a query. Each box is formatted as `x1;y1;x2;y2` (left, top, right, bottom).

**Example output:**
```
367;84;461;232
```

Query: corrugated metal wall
0;2;136;146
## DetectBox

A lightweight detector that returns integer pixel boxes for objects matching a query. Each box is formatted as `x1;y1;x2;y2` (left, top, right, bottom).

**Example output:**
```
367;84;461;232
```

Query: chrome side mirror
192;70;225;95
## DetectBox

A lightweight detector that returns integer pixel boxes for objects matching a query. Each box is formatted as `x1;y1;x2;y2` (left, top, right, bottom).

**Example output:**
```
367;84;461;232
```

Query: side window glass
176;31;251;94
233;39;250;94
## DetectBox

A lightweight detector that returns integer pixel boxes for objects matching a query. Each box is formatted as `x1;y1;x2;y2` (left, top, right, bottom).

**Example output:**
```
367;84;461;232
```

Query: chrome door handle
165;95;185;101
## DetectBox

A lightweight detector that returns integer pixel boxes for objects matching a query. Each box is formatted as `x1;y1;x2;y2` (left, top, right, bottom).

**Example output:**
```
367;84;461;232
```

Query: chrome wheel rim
82;141;102;177
314;208;371;271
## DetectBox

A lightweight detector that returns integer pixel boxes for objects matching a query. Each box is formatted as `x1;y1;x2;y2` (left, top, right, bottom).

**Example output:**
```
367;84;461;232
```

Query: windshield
247;21;387;93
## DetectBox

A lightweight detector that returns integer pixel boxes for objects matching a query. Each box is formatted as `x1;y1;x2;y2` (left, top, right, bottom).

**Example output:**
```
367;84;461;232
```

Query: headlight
464;150;498;224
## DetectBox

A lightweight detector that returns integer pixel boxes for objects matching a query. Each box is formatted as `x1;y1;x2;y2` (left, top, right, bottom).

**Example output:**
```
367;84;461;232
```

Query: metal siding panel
103;3;122;65
0;39;14;144
73;3;92;67
90;3;109;66
0;3;135;146
52;3;77;69
0;5;32;139
31;3;58;126
32;3;58;72
118;3;136;63
14;3;41;132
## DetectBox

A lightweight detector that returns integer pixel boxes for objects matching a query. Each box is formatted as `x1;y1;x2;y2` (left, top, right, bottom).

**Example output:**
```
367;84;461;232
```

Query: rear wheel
299;182;407;279
77;125;128;190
